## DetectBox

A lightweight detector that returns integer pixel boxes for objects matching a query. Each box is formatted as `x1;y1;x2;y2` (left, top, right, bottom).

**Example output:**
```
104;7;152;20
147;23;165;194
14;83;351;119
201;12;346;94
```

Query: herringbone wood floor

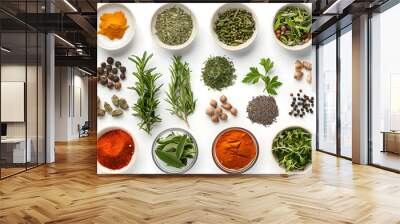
0;136;399;224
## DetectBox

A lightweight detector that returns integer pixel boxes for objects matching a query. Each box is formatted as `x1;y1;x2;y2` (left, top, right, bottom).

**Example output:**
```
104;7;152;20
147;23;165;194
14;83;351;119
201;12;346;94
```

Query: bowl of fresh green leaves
273;3;312;51
211;3;258;51
152;128;198;174
272;126;312;173
151;3;197;51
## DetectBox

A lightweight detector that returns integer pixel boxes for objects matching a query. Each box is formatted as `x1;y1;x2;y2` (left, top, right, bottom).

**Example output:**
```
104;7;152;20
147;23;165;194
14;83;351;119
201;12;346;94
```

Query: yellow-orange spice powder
97;11;128;40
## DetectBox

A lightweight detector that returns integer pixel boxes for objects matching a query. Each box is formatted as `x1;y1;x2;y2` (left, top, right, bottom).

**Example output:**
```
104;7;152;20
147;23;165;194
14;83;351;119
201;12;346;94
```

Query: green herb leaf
243;58;282;96
175;135;187;160
155;149;185;168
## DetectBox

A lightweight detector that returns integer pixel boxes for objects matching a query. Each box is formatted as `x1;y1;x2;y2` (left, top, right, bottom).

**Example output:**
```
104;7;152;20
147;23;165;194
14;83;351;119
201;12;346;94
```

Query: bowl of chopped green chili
273;3;312;51
152;128;198;174
151;3;197;50
271;126;312;173
211;3;258;51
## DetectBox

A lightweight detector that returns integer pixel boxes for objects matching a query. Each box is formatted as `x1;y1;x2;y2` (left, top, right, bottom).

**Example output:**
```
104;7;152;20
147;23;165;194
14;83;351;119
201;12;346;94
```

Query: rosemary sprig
166;56;197;127
128;52;162;134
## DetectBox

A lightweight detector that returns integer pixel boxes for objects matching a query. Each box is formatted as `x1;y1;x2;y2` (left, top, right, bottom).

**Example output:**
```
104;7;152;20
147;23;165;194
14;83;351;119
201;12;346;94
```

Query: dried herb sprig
129;52;162;134
214;8;255;46
202;56;236;91
242;58;282;96
166;56;197;127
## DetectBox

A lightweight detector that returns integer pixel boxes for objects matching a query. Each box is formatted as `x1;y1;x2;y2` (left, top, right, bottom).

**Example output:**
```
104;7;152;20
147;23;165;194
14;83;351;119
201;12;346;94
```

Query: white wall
54;67;89;141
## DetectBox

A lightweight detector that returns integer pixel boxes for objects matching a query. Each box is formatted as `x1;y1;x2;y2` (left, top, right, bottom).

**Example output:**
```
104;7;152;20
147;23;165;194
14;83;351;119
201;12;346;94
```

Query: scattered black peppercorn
107;57;114;65
289;89;314;118
120;66;126;73
106;64;112;72
98;58;127;90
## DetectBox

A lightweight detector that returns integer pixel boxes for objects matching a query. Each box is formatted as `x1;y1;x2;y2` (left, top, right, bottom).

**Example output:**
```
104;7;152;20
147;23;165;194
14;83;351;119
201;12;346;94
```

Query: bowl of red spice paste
97;127;136;172
212;127;259;174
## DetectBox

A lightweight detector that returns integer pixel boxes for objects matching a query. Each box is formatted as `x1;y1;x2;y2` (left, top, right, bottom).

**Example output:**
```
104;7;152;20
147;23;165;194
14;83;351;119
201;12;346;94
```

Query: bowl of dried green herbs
211;3;258;51
151;3;197;50
273;3;312;51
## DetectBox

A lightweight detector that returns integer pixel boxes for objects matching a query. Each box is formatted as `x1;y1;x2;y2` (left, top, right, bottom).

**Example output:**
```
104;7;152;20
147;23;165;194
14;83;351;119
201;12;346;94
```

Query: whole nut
210;99;218;108
230;107;238;116
220;95;227;104
215;107;222;114
222;103;232;110
206;107;215;116
220;112;228;121
211;114;219;123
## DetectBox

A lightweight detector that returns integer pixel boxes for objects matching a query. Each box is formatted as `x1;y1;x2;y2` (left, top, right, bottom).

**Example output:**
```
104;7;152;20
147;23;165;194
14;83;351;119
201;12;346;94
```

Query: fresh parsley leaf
242;58;283;96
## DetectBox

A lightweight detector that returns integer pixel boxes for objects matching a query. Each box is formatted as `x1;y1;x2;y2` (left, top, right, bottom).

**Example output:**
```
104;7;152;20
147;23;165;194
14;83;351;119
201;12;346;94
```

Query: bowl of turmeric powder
212;127;259;174
97;3;135;51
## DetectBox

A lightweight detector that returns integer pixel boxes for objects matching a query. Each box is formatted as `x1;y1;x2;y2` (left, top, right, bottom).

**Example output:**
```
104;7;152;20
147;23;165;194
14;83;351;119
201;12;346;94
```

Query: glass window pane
318;37;337;154
371;4;400;171
340;29;352;158
1;32;27;177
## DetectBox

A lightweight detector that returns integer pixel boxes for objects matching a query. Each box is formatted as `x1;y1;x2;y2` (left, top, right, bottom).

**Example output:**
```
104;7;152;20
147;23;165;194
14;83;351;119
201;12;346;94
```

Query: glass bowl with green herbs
151;3;197;50
152;128;198;174
273;4;312;51
272;126;312;173
211;3;258;51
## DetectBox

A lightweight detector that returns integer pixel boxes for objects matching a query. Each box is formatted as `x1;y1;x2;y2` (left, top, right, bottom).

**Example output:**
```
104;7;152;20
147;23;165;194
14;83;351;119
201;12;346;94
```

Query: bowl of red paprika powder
212;127;259;174
97;126;136;173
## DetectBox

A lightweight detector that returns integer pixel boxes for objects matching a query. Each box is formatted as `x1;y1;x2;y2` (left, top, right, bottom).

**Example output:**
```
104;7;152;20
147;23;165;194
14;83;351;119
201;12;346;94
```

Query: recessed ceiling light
1;47;11;53
63;0;78;12
78;67;92;76
54;34;75;48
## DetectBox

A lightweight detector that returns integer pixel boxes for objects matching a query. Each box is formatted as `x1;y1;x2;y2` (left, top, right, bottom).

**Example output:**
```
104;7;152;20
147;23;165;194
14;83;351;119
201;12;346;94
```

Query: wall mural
96;2;314;174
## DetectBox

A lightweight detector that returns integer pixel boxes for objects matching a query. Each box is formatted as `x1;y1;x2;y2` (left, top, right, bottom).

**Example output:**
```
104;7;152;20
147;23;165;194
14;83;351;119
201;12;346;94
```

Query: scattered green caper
111;95;119;106
97;109;105;117
112;109;123;117
115;61;121;68
104;102;112;113
119;98;129;110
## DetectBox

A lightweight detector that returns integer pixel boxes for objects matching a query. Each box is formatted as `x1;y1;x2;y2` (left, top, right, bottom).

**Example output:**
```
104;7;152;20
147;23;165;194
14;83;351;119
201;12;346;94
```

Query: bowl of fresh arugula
272;126;312;173
152;128;198;174
273;3;312;51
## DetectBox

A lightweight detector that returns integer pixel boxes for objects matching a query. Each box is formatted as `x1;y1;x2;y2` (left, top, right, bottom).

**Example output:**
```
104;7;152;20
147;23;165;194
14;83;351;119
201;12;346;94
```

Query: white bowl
97;3;135;51
272;3;312;51
151;3;197;51
97;126;136;174
211;3;258;51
